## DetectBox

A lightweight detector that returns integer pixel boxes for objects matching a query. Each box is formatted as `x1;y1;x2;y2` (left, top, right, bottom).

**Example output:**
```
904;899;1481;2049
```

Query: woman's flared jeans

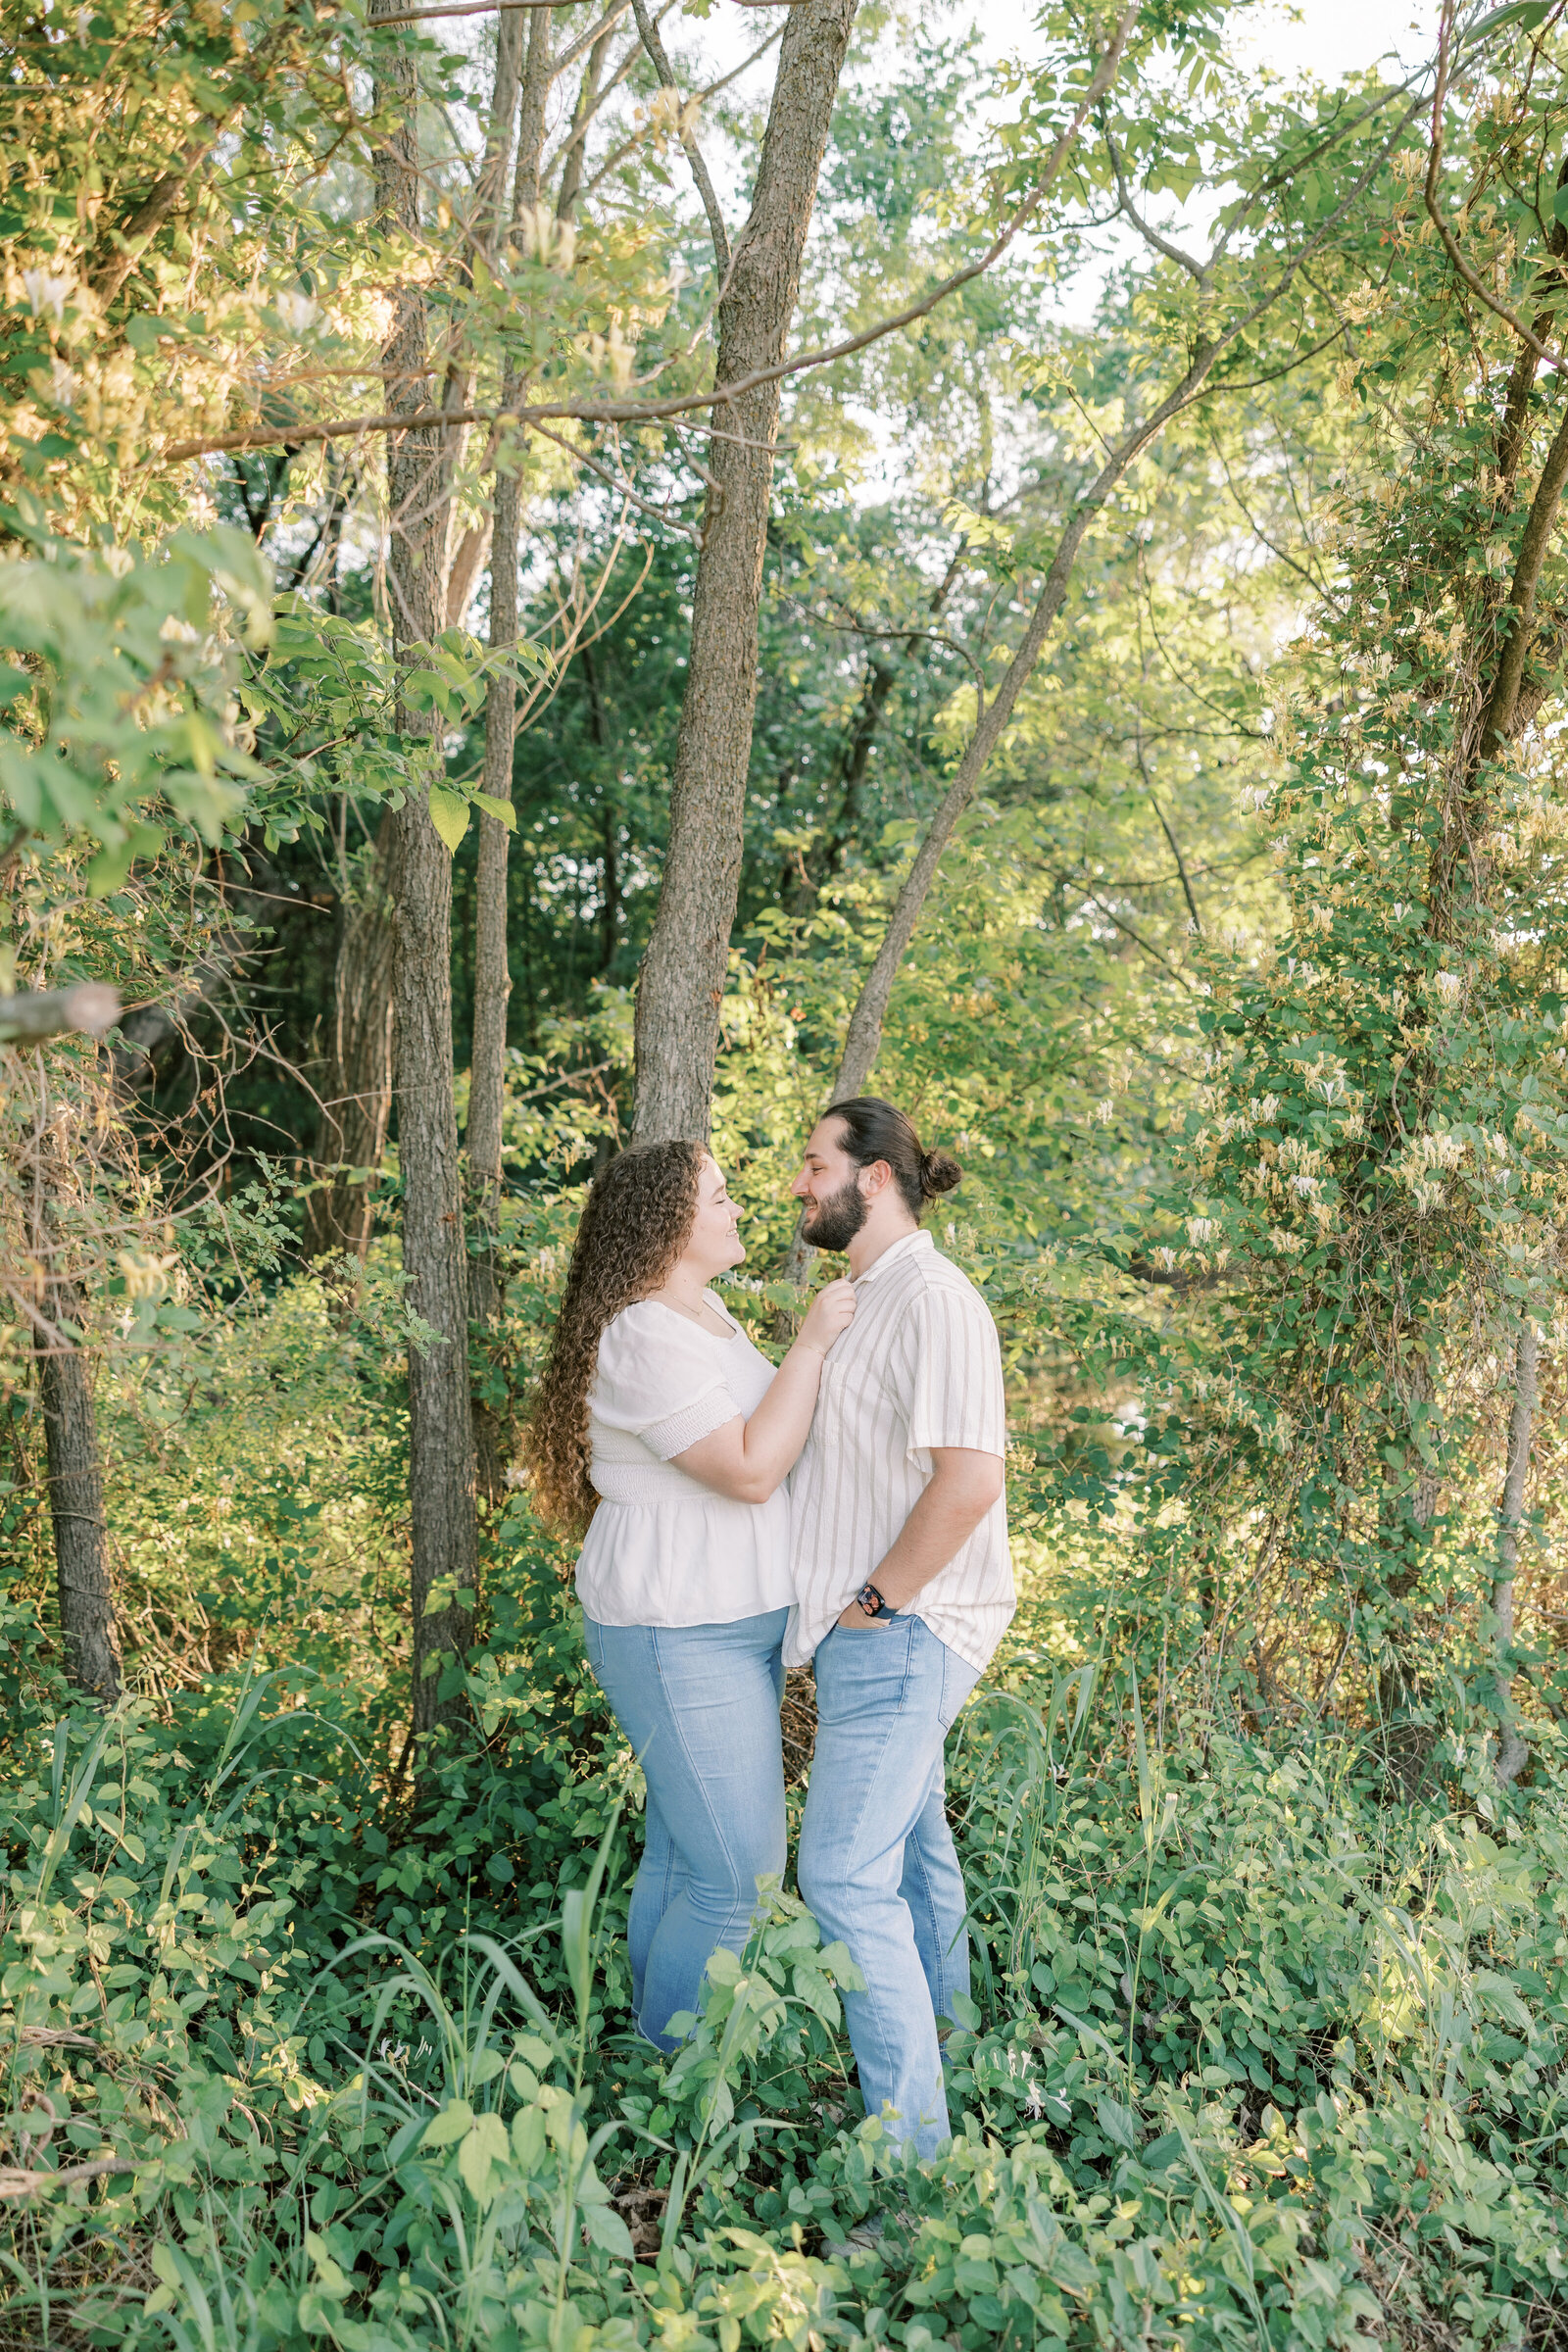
584;1609;787;2050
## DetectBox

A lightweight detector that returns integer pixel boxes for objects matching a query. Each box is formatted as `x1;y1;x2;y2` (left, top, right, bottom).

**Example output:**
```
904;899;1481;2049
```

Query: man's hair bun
919;1148;962;1199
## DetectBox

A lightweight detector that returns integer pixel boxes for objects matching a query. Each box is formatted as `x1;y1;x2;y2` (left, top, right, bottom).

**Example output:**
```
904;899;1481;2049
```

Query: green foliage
13;4;1568;2348
6;1611;1568;2349
0;521;270;889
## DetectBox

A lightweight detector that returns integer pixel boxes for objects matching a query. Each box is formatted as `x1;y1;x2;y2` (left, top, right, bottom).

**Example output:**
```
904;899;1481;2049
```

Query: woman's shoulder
598;1299;668;1357
597;1298;721;1369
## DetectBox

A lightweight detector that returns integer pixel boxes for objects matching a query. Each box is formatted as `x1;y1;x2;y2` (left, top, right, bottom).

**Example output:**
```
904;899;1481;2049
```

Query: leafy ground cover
4;1498;1568;2352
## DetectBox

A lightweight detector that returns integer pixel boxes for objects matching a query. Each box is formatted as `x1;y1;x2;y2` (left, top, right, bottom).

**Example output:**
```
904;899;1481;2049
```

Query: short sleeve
900;1281;1006;1462
593;1305;740;1460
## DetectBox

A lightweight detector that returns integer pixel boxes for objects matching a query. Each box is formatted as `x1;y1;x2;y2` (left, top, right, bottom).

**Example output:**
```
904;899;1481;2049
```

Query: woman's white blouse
573;1296;794;1627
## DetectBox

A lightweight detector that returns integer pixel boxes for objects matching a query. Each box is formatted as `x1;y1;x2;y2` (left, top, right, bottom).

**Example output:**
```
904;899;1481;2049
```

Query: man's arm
836;1446;1004;1628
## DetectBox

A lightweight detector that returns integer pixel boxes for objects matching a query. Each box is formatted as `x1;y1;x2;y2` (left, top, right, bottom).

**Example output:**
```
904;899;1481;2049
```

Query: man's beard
801;1177;867;1252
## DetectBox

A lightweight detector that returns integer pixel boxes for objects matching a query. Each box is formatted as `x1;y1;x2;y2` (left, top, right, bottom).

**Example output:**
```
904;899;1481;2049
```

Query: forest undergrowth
11;3;1568;2344
4;1278;1568;2352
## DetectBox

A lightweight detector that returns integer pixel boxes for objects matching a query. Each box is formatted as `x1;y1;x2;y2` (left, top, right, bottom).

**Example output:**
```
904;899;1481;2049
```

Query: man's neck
846;1211;919;1281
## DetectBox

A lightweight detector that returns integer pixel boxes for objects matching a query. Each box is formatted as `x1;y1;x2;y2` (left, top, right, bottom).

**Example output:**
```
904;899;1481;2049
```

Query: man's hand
831;1447;1004;1630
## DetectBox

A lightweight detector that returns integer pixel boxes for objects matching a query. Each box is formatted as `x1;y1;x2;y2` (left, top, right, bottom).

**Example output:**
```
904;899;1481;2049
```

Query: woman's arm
672;1281;856;1503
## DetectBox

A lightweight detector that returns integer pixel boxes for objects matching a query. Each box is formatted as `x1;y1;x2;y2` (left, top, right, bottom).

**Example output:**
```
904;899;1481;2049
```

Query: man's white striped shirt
785;1229;1014;1672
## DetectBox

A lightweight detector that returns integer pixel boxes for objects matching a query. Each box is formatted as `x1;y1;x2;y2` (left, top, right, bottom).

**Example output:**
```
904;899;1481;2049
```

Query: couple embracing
528;1098;1014;2157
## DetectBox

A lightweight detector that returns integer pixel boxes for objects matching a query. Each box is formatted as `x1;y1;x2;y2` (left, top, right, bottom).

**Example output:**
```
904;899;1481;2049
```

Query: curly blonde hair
525;1141;706;1533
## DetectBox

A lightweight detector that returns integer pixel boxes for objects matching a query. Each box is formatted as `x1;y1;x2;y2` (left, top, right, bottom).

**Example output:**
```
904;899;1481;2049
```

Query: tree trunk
557;20;612;220
779;345;1227;1285
36;1285;121;1703
630;0;859;1145
306;13;533;1278
24;1080;122;1701
435;0;528;582
579;643;621;971
303;809;399;1262
467;7;555;1508
1492;1321;1537;1788
372;0;477;1756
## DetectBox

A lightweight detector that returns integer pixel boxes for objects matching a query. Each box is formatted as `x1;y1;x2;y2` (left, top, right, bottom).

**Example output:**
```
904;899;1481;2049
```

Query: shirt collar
852;1227;933;1289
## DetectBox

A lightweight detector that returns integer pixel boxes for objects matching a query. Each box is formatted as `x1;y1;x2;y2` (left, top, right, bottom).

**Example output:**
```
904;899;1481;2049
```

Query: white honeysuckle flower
23;268;74;322
274;290;318;335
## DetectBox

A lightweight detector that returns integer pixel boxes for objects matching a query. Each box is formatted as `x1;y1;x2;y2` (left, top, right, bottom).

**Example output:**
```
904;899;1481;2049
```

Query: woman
527;1141;855;2048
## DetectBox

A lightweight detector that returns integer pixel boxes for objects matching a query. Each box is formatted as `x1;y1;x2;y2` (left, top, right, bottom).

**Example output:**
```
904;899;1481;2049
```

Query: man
788;1096;1014;2160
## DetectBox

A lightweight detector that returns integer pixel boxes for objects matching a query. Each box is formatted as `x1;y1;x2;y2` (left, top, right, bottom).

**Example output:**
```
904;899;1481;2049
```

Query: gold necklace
653;1289;721;1329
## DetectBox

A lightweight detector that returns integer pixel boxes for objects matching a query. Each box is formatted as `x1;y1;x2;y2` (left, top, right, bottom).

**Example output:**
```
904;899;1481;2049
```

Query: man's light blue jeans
584;1610;787;2050
797;1614;980;2159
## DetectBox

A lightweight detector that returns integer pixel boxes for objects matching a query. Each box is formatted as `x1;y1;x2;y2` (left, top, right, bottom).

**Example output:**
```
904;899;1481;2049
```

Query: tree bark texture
466;448;519;1325
467;7;555;1507
1492;1321;1537;1788
24;1085;122;1701
36;1285;121;1702
630;0;858;1145
372;0;478;1749
303;811;399;1262
556;22;612;221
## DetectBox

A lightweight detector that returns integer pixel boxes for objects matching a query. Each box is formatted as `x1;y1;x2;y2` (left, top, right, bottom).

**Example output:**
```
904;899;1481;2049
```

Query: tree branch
0;987;121;1046
632;0;731;274
153;3;1143;467
1423;1;1567;372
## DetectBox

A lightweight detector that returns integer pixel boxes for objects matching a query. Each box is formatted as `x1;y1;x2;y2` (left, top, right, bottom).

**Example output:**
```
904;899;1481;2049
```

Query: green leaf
458;2111;510;2204
816;1938;865;1991
1097;2095;1141;2152
582;2197;635;2257
420;2097;474;2148
426;786;470;852
402;667;454;715
790;1964;841;2029
1464;0;1548;35
471;792;515;830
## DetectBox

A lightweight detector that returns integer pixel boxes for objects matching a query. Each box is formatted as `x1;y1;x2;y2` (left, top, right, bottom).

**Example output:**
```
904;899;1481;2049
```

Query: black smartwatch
854;1580;896;1620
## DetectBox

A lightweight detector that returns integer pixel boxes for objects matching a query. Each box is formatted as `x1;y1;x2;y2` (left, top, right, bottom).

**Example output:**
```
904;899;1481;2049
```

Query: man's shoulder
888;1242;996;1321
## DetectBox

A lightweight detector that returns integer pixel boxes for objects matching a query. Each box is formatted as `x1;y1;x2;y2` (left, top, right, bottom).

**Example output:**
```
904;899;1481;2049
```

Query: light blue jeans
797;1614;980;2158
583;1610;787;2050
